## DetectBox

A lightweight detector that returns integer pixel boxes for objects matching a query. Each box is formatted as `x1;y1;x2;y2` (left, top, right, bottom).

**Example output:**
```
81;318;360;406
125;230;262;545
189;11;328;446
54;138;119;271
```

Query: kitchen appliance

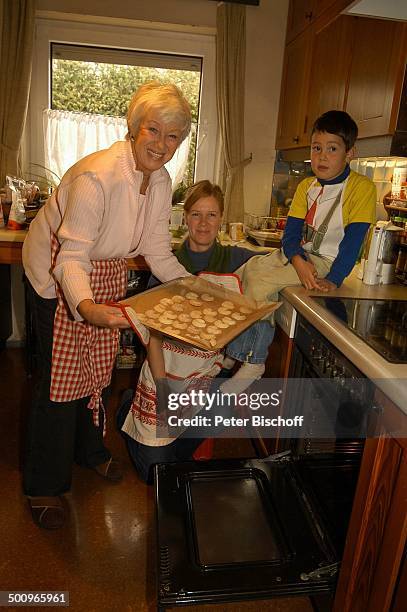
155;314;373;610
361;220;403;285
312;296;407;364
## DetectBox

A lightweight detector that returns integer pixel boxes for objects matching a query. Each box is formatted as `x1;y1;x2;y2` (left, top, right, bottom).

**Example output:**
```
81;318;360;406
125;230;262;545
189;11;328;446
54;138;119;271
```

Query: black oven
154;315;373;611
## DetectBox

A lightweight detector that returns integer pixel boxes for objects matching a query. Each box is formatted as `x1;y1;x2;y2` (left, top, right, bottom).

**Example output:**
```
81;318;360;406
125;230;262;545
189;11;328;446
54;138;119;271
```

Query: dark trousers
23;280;111;496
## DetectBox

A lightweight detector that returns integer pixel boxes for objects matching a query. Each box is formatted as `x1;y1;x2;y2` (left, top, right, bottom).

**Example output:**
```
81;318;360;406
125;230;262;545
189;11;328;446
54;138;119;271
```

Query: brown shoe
27;496;66;529
93;458;123;482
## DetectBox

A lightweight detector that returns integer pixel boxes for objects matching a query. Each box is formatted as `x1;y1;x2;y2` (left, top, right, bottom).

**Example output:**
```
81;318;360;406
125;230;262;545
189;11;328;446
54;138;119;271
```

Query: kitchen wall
36;0;289;216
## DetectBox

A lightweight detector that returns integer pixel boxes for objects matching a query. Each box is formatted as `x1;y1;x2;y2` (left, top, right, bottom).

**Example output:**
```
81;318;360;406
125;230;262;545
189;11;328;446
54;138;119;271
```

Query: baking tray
120;274;280;351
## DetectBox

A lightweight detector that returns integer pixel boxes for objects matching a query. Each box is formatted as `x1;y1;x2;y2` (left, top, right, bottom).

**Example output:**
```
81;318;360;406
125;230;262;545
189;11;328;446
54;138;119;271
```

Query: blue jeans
116;394;203;484
225;320;275;364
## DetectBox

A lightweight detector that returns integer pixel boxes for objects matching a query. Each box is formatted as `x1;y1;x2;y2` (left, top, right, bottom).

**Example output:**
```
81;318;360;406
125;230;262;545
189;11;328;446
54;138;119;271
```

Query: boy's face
310;131;354;181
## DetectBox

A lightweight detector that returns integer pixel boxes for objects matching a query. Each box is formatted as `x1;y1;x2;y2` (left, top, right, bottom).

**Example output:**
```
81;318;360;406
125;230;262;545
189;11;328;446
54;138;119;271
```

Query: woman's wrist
77;299;96;321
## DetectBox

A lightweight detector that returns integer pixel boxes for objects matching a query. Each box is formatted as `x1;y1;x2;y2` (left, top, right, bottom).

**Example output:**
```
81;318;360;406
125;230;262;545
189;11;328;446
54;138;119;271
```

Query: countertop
0;227;27;242
282;271;407;413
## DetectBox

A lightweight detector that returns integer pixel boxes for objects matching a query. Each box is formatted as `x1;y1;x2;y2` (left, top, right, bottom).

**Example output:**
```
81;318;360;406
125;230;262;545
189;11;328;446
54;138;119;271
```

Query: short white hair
126;81;192;142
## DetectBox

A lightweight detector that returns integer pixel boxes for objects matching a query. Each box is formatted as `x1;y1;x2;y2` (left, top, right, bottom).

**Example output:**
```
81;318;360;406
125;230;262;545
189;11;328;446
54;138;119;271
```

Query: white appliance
361;220;403;285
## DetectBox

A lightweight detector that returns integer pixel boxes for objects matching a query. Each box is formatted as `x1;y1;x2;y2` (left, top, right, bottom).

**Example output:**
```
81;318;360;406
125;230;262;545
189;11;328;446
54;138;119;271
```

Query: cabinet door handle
293;136;299;144
305;11;313;20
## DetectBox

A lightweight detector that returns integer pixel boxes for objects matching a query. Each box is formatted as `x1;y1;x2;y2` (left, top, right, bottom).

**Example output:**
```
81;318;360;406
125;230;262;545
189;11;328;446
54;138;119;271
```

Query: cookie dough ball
201;293;215;302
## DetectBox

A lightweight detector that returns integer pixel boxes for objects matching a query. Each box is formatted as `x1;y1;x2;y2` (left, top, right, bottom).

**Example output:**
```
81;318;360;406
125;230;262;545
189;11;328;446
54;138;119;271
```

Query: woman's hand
291;255;325;290
77;299;130;329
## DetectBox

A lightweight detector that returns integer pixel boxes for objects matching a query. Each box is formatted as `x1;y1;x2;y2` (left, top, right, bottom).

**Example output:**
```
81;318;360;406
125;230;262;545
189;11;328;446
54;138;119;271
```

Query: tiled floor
0;348;314;612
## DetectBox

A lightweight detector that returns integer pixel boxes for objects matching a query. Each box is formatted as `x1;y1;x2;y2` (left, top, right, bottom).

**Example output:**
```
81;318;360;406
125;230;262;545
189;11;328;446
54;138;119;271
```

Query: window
28;16;217;191
46;43;201;188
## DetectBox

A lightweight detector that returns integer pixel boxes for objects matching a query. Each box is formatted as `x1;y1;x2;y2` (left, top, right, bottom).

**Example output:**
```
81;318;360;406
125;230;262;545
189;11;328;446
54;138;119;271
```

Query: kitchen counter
0;227;271;266
282;272;407;412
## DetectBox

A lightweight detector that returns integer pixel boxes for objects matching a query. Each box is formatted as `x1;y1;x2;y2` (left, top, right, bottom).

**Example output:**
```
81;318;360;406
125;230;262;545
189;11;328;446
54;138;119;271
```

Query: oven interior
155;315;368;610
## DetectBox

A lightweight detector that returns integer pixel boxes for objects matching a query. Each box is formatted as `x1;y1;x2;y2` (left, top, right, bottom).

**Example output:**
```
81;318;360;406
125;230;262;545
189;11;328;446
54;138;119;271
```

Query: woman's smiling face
131;110;182;177
185;196;222;252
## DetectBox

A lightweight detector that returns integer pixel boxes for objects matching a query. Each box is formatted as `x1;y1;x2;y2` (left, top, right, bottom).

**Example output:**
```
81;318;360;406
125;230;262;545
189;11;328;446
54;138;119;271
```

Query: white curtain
43;108;190;188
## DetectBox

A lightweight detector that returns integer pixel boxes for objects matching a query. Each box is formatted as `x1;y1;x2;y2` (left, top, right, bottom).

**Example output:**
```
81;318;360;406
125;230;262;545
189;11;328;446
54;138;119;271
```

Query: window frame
28;15;217;184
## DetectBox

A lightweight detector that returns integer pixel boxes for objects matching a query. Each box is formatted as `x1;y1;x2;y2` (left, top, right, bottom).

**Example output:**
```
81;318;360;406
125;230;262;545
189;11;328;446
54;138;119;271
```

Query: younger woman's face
185;196;222;252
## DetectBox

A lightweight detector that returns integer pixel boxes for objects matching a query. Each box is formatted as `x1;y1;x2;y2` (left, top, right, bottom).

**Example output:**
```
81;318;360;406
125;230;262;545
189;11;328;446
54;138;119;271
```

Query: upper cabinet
346;18;407;138
274;28;312;149
303;16;352;142
286;0;351;43
276;0;407;150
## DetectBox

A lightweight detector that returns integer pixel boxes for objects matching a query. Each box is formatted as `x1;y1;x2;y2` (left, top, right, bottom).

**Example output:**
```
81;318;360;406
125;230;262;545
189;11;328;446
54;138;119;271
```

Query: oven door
155;456;340;609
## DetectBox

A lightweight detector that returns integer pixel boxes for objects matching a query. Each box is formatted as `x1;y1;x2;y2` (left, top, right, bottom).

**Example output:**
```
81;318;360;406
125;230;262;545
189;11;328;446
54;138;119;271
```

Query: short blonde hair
126;81;192;142
184;180;224;215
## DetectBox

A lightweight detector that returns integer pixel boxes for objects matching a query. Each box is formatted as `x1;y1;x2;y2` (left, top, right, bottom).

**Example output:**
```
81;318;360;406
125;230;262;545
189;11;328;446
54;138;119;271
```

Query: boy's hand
313;278;337;292
291;255;324;290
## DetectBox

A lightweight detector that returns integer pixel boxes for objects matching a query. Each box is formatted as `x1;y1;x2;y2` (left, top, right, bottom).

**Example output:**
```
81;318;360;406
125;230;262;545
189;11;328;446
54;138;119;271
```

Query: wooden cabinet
346;18;407;138
286;0;347;43
265;324;294;379
333;388;407;611
275;29;312;149
286;0;314;43
277;0;407;149
303;16;352;141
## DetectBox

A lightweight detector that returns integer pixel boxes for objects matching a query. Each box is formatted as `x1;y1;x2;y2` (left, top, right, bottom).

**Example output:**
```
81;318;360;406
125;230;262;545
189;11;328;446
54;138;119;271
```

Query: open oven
154;314;374;611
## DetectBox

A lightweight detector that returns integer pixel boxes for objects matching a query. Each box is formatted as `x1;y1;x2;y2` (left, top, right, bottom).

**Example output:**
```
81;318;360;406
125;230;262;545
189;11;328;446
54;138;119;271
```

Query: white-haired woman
22;82;191;529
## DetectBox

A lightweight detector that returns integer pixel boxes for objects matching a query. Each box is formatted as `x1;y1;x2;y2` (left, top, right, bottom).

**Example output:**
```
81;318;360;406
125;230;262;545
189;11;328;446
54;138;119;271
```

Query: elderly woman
117;180;263;484
22;82;192;529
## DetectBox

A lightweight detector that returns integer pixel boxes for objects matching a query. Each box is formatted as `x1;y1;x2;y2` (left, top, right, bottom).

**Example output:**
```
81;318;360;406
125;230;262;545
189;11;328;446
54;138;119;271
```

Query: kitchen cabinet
275;28;312;149
285;0;350;43
334;388;407;612
265;325;293;379
345;18;407;138
303;16;352;141
0;265;12;349
277;1;407;149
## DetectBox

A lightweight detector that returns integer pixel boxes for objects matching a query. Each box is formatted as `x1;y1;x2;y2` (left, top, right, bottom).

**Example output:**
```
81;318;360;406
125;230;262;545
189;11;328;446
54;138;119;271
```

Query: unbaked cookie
154;303;166;313
203;308;217;316
192;318;206;328
190;310;203;319
173;321;188;330
232;312;246;320
145;310;160;319
207;325;222;335
214;320;228;329
201;293;215;302
222;301;235;310
172;303;184;312
218;307;232;316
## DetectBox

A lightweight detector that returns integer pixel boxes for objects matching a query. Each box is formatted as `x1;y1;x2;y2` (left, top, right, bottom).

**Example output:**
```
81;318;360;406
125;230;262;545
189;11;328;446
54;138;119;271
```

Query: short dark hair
312;110;358;151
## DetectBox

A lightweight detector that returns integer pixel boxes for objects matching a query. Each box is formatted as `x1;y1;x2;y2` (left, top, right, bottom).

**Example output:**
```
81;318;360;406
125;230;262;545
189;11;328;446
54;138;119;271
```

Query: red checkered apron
49;234;128;430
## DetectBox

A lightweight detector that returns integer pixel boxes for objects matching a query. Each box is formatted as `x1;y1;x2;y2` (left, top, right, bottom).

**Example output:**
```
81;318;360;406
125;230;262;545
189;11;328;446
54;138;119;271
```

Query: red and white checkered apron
49;234;128;429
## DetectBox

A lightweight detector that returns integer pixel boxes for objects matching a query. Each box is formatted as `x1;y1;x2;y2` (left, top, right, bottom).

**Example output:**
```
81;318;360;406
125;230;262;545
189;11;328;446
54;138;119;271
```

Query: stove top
311;297;407;364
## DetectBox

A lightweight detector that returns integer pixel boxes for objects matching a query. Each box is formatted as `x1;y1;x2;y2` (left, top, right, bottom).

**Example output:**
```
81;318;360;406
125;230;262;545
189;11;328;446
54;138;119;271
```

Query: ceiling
344;0;407;21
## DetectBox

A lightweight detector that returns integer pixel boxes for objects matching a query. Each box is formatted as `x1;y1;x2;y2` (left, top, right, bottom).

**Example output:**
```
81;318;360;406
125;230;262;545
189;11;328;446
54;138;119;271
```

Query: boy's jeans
225;320;275;364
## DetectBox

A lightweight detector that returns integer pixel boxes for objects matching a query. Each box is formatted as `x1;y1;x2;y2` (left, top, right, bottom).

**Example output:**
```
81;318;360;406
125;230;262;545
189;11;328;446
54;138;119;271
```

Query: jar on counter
395;244;407;276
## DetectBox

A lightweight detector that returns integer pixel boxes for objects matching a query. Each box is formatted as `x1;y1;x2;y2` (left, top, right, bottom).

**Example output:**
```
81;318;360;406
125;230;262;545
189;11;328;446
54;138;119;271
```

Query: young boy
220;110;377;395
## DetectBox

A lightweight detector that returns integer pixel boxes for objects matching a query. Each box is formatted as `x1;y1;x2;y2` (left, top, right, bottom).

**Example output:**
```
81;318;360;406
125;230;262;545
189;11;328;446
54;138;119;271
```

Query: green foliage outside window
52;60;200;188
